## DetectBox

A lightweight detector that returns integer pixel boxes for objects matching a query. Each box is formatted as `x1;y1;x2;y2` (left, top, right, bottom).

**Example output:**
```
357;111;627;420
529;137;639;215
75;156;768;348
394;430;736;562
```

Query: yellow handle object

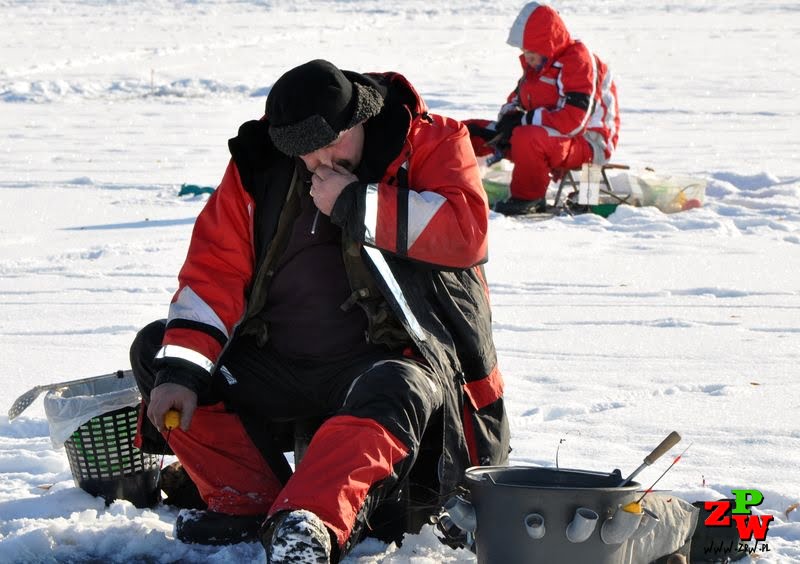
623;502;643;514
164;409;181;431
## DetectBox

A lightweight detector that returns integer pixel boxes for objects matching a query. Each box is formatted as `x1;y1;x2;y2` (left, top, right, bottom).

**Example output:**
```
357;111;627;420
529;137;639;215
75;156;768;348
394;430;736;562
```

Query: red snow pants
465;118;594;200
130;320;442;548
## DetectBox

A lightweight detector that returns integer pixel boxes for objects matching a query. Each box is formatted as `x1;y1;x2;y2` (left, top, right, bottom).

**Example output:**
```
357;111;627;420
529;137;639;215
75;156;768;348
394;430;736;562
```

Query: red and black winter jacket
506;3;620;162
155;71;509;493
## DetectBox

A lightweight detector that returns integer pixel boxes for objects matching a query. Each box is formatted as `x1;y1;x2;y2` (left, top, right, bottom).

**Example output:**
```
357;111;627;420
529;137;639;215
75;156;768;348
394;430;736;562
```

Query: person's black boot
261;509;334;563
494;197;547;216
175;509;266;545
159;462;207;510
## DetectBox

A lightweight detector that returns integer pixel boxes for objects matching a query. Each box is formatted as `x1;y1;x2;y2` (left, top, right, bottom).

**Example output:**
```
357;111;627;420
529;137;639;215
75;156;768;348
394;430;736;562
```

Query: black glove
491;111;524;149
466;122;497;142
153;360;211;397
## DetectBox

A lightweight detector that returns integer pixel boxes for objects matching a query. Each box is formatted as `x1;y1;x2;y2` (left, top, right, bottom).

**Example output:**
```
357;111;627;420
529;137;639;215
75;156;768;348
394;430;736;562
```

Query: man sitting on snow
130;59;509;562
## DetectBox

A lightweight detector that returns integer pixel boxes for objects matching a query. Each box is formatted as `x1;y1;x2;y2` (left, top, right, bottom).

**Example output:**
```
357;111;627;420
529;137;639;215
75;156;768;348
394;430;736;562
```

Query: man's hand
466;122;496;141
497;102;522;119
310;163;358;215
147;382;197;432
493;110;524;143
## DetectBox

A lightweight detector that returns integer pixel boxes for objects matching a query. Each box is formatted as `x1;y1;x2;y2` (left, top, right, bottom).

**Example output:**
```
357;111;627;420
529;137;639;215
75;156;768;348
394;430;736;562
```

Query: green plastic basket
64;405;160;508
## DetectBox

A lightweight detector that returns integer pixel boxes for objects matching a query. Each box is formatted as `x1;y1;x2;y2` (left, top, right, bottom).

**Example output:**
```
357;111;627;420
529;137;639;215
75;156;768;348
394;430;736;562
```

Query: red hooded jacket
157;73;489;369
153;72;509;493
505;3;620;162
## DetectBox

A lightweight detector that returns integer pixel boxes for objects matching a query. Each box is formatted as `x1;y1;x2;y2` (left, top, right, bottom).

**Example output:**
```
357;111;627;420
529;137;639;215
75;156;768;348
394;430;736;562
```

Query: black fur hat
266;59;384;156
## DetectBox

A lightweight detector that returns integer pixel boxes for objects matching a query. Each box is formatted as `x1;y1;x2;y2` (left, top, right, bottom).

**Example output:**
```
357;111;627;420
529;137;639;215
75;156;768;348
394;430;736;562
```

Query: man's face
299;123;365;173
522;50;546;72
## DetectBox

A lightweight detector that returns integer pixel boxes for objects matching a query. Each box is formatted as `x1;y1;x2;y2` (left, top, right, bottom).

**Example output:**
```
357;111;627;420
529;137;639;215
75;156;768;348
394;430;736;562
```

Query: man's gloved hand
490;110;525;150
466;122;497;141
497;102;521;118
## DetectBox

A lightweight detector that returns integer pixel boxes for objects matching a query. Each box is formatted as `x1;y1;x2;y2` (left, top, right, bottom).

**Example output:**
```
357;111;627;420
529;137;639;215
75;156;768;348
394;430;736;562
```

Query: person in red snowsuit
129;59;509;562
466;2;620;215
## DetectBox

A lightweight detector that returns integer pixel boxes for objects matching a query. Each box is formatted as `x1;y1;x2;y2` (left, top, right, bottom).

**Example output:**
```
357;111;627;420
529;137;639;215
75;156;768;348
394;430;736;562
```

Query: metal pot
459;466;642;564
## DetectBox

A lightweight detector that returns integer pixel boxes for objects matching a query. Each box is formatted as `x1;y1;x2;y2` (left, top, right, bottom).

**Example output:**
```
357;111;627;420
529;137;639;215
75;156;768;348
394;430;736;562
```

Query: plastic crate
43;372;161;508
64;404;160;508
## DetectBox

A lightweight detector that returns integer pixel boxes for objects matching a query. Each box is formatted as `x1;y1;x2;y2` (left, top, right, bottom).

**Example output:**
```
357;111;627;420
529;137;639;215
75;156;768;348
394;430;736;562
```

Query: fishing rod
637;442;693;504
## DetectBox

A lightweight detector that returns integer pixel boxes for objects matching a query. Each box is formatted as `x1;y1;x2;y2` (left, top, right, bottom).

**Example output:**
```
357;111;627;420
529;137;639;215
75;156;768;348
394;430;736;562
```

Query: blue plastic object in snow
178;184;215;196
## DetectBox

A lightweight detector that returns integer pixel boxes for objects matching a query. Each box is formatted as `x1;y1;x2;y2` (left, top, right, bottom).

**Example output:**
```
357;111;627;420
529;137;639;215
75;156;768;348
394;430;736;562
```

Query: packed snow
1;1;798;562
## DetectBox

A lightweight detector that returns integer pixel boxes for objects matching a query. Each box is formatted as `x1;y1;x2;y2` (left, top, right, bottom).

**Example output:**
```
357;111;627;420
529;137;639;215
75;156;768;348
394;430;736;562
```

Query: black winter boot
175;509;266;545
494;197;547;216
159;462;207;510
261;509;334;563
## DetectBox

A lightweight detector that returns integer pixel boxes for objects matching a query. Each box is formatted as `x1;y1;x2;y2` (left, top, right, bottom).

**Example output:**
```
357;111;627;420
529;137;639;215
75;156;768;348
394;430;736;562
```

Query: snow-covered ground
1;1;798;562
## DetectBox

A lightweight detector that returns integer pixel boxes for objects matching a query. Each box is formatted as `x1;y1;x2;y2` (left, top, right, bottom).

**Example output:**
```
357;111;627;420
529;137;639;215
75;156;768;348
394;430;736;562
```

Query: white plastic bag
43;373;142;448
634;172;707;213
623;494;699;563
